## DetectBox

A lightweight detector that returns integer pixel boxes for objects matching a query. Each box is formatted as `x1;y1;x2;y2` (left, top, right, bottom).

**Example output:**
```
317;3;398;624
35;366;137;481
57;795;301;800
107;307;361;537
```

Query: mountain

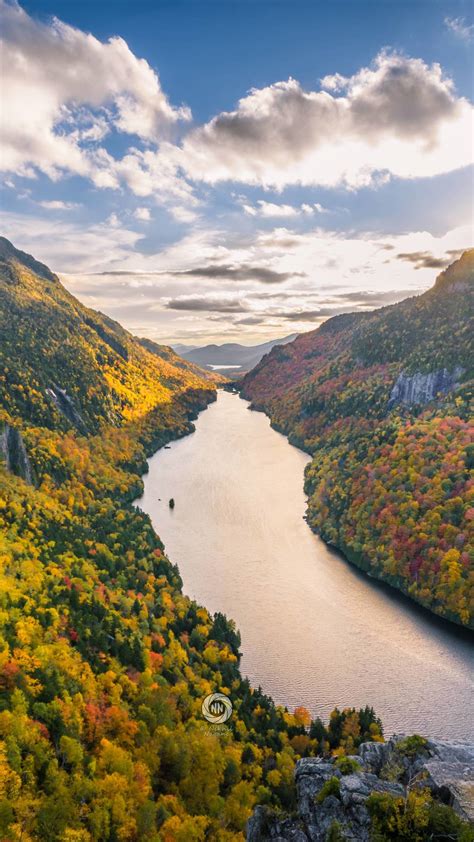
172;342;200;355
174;334;298;374
240;250;474;627
0;239;386;839
0;239;469;839
137;336;225;384
0;236;219;437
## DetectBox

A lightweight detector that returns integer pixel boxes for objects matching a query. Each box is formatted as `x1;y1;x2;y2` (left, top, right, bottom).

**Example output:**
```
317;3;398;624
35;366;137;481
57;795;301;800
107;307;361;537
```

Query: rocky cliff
247;736;474;841
0;422;32;483
388;366;464;408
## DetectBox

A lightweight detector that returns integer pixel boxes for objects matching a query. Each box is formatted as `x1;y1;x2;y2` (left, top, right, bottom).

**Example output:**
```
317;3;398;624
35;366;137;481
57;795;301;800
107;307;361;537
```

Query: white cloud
243;200;330;217
244;201;299;217
0;210;143;272
0;0;190;189
169;206;200;223
3;204;469;344
445;16;474;42
2;4;472;209
110;145;196;203
39;200;81;210
134;207;151;221
180;51;473;189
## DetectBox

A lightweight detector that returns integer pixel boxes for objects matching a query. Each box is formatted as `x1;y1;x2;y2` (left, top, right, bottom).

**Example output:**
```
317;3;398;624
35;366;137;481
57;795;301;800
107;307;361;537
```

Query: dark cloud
446;248;469;258
258;235;304;250
94;264;305;284
235;316;266;325
271;307;353;322
252;291;298;301
335;288;420;305
395;251;451;269
166;297;248;313
172;264;305;284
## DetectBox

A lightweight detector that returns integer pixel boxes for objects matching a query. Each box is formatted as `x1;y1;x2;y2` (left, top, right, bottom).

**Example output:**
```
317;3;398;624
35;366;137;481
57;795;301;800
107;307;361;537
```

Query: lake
136;390;473;740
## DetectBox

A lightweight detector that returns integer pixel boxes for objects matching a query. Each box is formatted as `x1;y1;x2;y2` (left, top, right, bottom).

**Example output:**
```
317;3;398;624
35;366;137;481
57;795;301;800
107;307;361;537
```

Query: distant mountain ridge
173;334;298;373
240;250;474;627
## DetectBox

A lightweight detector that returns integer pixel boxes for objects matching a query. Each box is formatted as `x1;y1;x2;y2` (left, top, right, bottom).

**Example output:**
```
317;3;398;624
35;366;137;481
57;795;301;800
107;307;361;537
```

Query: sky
1;0;473;346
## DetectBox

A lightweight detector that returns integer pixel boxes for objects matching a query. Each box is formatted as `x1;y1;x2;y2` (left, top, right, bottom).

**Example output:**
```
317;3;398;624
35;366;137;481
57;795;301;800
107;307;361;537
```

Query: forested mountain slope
0;240;390;840
0;236;220;435
137;336;224;385
240;251;474;628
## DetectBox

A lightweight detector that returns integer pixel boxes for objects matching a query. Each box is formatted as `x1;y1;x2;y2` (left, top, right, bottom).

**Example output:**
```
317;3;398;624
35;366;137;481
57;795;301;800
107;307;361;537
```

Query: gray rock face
247;736;474;841
1;423;32;483
46;384;87;432
423;739;474;823
388;366;463;408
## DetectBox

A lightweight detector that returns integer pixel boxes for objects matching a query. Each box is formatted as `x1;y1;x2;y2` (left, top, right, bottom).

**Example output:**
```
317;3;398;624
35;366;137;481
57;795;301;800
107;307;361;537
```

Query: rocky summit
247;735;474;841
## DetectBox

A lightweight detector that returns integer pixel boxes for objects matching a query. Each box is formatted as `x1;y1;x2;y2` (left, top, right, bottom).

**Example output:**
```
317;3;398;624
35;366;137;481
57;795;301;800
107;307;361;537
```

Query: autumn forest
0;238;473;841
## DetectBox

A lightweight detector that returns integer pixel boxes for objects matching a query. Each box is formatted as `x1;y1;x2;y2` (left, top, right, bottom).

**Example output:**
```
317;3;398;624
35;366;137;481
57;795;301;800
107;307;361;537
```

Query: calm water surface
137;391;473;739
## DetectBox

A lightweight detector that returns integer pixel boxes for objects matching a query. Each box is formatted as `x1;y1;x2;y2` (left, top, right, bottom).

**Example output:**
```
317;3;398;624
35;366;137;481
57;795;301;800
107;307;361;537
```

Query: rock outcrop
1;423;32;483
247;736;474;841
388;366;463;408
45;384;87;432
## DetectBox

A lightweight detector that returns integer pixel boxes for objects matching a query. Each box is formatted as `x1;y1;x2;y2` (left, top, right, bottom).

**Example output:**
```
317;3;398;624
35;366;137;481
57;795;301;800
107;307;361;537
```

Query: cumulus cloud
179;51;473;189
109;145;196;202
169;206;200;223
2;3;472;209
445;16;474;42
134;207;151;221
0;0;190;195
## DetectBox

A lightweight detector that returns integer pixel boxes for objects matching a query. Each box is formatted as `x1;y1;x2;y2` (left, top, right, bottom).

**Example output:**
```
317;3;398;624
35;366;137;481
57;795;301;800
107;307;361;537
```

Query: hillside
0;236;221;436
137;336;225;385
240;251;474;628
174;334;298;375
0;240;394;840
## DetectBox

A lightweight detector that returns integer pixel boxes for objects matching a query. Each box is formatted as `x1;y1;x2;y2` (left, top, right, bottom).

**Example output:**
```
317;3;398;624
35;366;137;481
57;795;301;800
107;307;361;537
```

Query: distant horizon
1;0;473;345
161;332;299;350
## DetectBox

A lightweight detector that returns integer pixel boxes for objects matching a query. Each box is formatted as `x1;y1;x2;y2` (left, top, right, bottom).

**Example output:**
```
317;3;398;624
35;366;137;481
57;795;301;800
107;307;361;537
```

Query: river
137;390;473;740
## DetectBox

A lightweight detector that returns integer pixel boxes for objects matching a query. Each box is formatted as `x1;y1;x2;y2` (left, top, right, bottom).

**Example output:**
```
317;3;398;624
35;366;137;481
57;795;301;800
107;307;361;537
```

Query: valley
138;390;474;740
0;238;472;840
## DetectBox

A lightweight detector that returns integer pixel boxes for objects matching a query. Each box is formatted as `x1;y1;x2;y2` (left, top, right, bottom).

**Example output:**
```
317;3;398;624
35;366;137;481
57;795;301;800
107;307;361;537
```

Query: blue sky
1;0;473;344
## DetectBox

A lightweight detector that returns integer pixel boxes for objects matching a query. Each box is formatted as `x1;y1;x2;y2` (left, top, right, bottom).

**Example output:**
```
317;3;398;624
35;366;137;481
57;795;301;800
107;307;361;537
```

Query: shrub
396;735;428;758
316;776;341;803
335;756;361;775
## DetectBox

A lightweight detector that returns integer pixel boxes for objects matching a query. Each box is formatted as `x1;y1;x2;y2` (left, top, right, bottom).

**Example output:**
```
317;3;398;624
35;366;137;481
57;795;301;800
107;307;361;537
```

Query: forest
0;238;472;840
240;251;474;629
